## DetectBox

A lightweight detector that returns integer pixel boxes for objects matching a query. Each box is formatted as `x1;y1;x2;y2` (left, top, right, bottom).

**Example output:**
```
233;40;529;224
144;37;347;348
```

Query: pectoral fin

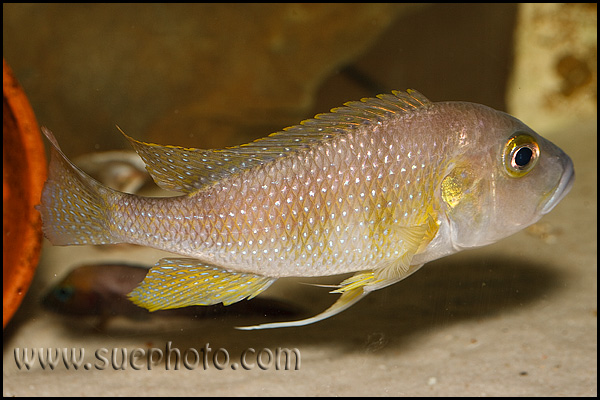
128;258;275;311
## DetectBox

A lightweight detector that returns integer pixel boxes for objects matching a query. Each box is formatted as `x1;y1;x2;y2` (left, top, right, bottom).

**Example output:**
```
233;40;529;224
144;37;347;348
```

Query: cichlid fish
42;263;150;319
37;90;574;329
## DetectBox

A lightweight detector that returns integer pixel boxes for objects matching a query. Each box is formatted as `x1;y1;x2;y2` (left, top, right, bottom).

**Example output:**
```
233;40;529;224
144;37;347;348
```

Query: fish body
38;90;574;329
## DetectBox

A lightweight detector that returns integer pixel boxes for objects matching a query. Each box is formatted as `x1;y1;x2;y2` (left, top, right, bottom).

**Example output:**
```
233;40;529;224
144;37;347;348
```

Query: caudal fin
36;127;114;245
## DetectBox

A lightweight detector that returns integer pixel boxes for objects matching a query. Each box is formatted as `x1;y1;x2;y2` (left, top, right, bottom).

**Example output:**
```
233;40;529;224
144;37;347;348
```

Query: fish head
438;104;574;251
42;266;102;315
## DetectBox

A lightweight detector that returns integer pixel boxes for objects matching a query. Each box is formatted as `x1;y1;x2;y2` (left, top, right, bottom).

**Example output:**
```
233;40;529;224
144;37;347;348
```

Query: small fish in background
42;263;301;329
37;90;574;330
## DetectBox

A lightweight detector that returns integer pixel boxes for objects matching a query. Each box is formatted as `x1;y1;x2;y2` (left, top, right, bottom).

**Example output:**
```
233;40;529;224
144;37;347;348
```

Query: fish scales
109;112;449;277
37;90;574;329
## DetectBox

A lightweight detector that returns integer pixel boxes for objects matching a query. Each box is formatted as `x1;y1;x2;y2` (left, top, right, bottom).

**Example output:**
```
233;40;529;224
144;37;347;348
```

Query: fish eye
503;134;540;177
54;285;75;302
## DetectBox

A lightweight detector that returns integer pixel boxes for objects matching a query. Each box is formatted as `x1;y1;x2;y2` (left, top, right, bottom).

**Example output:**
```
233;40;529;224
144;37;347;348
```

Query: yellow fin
237;285;368;330
119;127;278;193
333;255;426;293
330;271;378;293
118;90;432;193
128;258;275;311
236;264;424;330
362;210;438;290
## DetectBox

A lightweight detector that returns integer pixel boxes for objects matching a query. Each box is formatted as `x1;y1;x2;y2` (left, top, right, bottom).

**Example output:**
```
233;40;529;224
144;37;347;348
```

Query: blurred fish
42;263;301;327
43;263;148;320
37;90;574;329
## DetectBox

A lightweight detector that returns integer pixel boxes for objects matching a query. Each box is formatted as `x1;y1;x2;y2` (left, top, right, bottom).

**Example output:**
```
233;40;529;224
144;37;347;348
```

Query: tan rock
507;3;597;138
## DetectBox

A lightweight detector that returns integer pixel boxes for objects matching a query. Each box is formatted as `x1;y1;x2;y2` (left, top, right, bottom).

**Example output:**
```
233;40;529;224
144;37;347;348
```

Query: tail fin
36;127;115;245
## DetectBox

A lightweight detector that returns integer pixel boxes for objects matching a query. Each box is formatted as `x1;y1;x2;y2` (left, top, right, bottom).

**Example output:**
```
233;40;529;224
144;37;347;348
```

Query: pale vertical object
507;3;597;137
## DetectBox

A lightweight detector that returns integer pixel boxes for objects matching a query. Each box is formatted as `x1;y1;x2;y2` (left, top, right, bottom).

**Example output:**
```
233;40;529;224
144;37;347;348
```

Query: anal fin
128;258;275;311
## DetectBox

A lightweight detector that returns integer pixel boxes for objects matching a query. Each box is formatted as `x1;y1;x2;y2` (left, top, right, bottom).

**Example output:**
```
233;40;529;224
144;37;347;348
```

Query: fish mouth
540;159;575;215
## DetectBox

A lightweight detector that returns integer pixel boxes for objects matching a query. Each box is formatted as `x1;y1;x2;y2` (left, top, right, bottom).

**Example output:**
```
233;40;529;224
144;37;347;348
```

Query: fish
42;263;301;328
37;89;574;330
42;263;150;320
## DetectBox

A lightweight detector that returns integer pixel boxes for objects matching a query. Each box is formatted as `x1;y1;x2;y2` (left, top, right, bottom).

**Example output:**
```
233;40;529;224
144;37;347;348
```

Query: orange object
3;58;47;328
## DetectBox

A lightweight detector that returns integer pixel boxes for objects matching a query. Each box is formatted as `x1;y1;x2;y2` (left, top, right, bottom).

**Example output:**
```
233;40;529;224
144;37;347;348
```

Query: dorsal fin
122;89;432;193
